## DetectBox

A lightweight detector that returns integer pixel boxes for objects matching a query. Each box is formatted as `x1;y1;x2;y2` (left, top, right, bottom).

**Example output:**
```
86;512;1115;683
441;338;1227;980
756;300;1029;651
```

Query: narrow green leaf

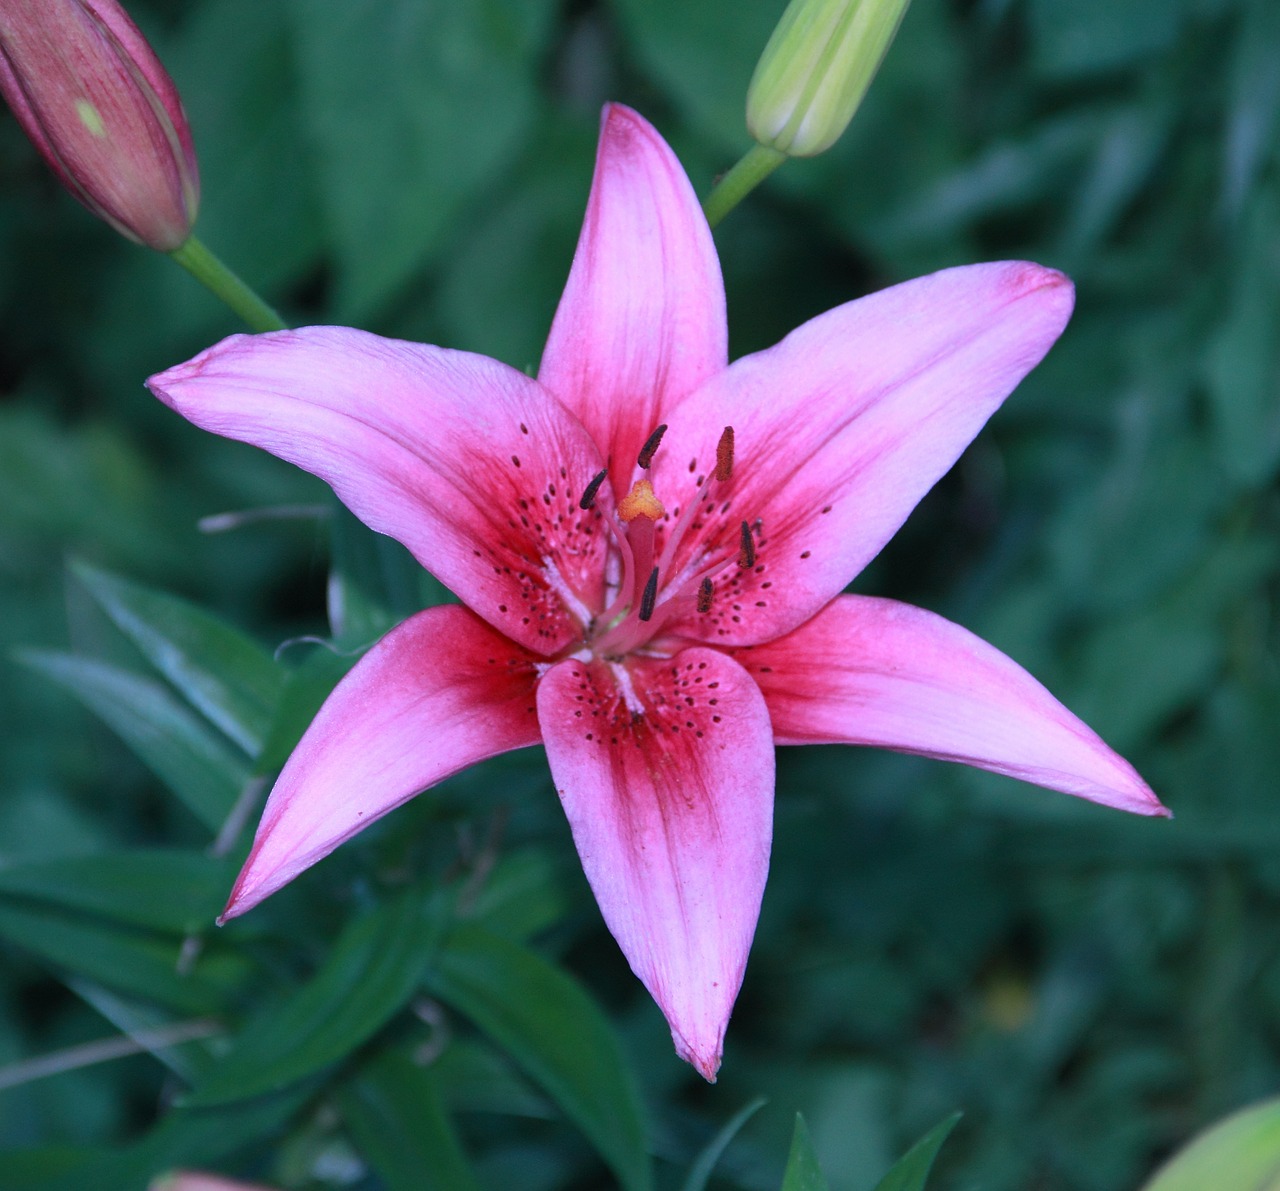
255;646;355;773
0;1147;101;1191
185;889;444;1105
28;1084;321;1191
69;978;215;1084
0;902;246;1015
461;848;569;943
340;1048;484;1191
17;650;251;833
328;501;452;651
430;1038;551;1119
136;1083;318;1185
682;1097;768;1191
872;1112;962;1191
73;561;285;757
781;1115;829;1191
0;849;233;934
426;925;652;1191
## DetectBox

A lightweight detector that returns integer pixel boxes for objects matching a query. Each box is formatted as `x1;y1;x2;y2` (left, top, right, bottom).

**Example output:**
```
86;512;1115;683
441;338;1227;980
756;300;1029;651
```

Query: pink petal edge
656;261;1075;647
537;647;775;1080
220;606;542;922
539;103;728;499
734;594;1168;817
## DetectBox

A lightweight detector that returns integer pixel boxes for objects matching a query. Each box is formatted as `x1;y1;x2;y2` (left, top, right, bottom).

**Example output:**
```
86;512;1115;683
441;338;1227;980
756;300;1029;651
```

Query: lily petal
538;648;774;1080
148;327;610;655
539;104;728;497
656;262;1074;646
734;594;1168;816
221;606;542;921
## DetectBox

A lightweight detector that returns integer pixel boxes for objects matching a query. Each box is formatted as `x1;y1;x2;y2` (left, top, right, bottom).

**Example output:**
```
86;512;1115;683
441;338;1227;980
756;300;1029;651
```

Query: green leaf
73;561;285;758
169;0;326;294
426;925;652;1191
285;0;556;314
184;888;445;1105
435;118;603;369
1222;0;1280;218
129;1085;318;1191
0;1147;102;1191
612;0;777;146
781;1114;829;1191
872;1112;962;1191
35;1085;321;1191
682;1096;768;1191
461;848;570;944
339;1048;484;1191
16;650;251;833
0;901;245;1015
1204;185;1280;488
327;500;452;651
0;848;233;934
69;978;214;1084
1027;0;1182;78
255;646;355;774
1140;1095;1280;1191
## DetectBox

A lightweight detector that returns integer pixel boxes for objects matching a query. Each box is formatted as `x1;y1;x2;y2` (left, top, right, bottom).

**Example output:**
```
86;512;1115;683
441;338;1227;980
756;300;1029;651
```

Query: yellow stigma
618;478;665;522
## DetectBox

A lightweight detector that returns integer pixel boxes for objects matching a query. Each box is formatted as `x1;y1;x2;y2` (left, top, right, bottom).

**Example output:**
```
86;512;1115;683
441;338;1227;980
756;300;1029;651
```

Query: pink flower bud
0;0;199;250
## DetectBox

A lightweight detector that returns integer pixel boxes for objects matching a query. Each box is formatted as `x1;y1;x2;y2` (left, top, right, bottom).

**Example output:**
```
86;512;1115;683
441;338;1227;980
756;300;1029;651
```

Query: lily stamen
737;520;756;568
638;567;660;621
655;424;736;577
715;425;734;481
578;467;608;510
637;424;668;469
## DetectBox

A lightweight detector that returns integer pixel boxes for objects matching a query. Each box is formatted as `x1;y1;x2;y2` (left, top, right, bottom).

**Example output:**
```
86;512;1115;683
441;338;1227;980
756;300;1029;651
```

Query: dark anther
578;468;608;510
715;426;735;482
697;577;714;613
638;567;660;622
637;424;668;469
737;520;756;568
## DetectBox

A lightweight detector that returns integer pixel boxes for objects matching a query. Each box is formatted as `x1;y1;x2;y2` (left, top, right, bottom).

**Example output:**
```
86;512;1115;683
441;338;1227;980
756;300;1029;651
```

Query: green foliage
872;1113;963;1191
426;926;653;1191
338;1050;485;1191
2;0;1280;1186
184;888;446;1105
781;1115;830;1191
15;650;252;833
681;1096;768;1191
71;560;285;758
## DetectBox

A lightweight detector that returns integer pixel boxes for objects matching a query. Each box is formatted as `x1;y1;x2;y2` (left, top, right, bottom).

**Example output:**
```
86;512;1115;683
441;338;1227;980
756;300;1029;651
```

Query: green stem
169;235;288;332
702;144;787;229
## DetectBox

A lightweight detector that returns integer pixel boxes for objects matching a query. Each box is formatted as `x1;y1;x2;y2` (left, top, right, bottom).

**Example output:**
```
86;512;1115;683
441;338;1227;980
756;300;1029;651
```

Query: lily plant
148;104;1167;1081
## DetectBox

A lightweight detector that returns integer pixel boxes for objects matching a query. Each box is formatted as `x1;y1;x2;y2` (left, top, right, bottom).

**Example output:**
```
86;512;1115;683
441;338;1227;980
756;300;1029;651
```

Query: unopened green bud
746;0;911;157
1140;1096;1280;1191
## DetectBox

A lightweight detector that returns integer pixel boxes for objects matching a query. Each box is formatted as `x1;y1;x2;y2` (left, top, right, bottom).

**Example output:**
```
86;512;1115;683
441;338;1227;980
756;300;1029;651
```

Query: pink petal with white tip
655;262;1075;647
221;606;542;921
539;104;727;498
734;594;1168;816
537;648;774;1080
148;327;609;655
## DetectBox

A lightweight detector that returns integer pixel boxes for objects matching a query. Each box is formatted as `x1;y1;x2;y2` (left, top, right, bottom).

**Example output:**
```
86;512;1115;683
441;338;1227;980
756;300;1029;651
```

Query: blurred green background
2;0;1279;1188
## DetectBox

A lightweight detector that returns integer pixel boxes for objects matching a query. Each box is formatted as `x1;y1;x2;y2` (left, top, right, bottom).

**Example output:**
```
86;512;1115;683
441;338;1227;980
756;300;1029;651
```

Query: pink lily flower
147;105;1167;1081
